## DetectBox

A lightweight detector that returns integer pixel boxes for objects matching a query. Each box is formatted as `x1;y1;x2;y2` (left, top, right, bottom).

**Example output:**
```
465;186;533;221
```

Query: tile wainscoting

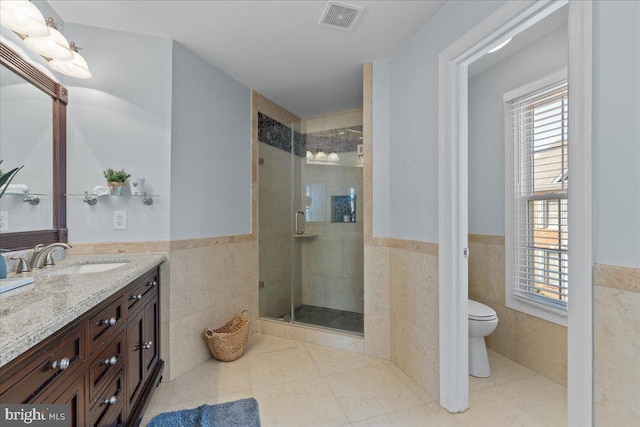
366;238;440;400
594;263;640;426
468;234;568;387
69;235;259;381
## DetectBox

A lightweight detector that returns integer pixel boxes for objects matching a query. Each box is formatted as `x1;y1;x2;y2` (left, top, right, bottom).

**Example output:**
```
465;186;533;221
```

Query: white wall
169;42;251;240
64;24;173;243
468;26;568;236
593;0;640;268
383;0;505;243
372;60;391;237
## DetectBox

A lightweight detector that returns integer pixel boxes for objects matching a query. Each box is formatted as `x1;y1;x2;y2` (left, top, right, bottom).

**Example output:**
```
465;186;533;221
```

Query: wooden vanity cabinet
0;265;164;427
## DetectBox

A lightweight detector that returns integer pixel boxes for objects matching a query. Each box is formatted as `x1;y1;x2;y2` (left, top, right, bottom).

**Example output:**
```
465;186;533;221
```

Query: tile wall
594;264;640;426
389;240;440;399
70;236;259;381
468;234;568;386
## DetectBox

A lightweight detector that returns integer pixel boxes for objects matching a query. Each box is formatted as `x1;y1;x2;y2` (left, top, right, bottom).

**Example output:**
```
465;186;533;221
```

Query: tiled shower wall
594;264;640;426
468;234;568;386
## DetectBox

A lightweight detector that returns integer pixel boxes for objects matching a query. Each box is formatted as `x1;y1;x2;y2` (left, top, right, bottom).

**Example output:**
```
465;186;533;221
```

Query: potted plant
0;160;24;199
103;168;131;195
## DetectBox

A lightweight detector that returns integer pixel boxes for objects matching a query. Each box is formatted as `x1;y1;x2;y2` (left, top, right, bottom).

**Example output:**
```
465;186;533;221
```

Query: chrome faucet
30;243;72;269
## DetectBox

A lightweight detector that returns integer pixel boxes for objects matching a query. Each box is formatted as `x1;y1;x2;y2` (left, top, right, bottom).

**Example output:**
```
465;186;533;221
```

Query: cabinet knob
101;356;117;366
51;357;70;370
100;317;117;326
129;294;142;301
142;341;153;350
102;396;117;406
147;280;157;287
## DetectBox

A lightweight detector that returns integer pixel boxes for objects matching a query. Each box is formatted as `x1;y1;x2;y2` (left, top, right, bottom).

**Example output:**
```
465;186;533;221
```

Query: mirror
0;42;67;250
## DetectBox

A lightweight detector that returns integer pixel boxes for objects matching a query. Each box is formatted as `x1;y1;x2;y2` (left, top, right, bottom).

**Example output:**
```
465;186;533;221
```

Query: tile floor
142;334;567;426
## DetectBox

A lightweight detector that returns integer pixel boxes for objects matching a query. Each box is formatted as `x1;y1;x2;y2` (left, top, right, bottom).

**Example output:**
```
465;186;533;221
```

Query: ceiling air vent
319;1;364;32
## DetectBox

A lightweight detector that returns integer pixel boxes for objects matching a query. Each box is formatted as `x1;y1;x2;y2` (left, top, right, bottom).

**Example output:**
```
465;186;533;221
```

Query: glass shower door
258;110;364;335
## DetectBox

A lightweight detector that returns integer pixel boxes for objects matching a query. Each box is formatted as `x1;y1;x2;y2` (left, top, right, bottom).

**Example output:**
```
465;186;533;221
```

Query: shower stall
258;109;364;334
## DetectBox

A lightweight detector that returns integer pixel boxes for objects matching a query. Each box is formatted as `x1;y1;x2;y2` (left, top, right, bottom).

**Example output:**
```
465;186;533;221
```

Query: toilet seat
468;299;497;321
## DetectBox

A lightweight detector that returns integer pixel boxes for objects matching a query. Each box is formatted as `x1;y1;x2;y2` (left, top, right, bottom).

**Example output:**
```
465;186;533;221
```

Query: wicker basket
204;311;250;362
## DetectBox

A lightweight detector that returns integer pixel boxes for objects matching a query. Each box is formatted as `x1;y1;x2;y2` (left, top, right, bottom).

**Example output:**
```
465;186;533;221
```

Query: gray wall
383;0;505;243
372;60;391;237
468;26;568;236
170;42;251;240
63;23;173;243
593;0;640;268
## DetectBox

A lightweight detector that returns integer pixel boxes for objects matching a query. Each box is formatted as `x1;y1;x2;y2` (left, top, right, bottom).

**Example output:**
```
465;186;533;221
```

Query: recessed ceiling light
488;37;513;53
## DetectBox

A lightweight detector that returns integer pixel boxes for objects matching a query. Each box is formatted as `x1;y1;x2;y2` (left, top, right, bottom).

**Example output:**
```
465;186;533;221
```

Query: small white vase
129;178;145;195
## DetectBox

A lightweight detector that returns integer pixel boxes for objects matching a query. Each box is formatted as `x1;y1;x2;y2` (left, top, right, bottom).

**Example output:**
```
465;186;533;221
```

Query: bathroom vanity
0;254;165;427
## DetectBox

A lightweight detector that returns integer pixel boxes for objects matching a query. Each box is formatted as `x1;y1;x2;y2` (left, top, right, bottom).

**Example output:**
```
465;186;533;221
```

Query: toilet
468;299;499;377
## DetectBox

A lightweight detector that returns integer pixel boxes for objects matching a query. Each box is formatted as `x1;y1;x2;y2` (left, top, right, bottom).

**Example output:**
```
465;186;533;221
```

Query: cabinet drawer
89;331;124;403
0;323;84;404
89;296;123;352
90;367;125;427
126;269;158;314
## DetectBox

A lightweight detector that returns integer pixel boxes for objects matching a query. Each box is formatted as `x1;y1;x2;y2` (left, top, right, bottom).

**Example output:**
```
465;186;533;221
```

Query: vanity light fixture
0;1;92;78
488;37;513;53
49;42;92;79
23;18;73;60
0;0;50;37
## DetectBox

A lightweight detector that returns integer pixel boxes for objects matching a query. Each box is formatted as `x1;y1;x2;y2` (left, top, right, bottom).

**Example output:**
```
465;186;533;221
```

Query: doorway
438;1;593;425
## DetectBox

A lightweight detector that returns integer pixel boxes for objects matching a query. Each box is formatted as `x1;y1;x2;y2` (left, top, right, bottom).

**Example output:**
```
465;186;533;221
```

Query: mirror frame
0;42;67;250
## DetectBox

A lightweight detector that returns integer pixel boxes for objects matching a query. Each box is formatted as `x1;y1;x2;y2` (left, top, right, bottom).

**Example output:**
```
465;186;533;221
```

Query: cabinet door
125;308;144;408
34;371;86;427
142;296;159;379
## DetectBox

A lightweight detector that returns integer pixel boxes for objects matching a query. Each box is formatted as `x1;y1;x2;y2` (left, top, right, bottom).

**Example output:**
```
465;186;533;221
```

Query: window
504;69;568;325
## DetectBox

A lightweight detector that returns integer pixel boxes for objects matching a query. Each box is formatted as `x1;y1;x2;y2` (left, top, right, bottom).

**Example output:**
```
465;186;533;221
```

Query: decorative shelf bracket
22;190;40;205
83;191;97;205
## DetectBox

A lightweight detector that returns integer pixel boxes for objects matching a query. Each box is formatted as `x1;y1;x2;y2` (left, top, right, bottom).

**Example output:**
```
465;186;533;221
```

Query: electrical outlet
0;211;8;232
113;211;127;230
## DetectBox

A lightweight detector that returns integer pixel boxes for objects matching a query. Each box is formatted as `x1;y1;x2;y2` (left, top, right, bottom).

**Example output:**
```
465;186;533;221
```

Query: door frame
438;1;593;425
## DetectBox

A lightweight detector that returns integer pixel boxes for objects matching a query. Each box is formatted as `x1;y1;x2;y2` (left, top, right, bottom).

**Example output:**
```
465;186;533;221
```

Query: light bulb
328;152;340;161
306;151;314;159
315;151;327;160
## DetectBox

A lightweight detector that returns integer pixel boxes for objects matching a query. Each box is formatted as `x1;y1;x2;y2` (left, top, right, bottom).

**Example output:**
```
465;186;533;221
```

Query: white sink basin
49;262;128;275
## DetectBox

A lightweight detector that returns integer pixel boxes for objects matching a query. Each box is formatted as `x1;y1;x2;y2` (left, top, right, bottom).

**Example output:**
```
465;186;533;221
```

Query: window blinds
508;80;569;309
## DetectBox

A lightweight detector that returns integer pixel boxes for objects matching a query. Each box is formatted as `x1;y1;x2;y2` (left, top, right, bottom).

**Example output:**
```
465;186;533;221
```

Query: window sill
505;294;568;327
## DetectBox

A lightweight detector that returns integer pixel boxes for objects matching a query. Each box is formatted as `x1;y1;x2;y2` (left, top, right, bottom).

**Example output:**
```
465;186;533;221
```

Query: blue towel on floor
147;398;261;427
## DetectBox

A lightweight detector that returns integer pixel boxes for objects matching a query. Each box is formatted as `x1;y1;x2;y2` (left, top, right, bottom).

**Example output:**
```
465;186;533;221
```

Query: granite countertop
0;253;165;368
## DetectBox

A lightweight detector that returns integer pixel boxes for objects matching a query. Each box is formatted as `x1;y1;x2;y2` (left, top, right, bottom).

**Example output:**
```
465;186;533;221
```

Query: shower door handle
295;211;305;235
